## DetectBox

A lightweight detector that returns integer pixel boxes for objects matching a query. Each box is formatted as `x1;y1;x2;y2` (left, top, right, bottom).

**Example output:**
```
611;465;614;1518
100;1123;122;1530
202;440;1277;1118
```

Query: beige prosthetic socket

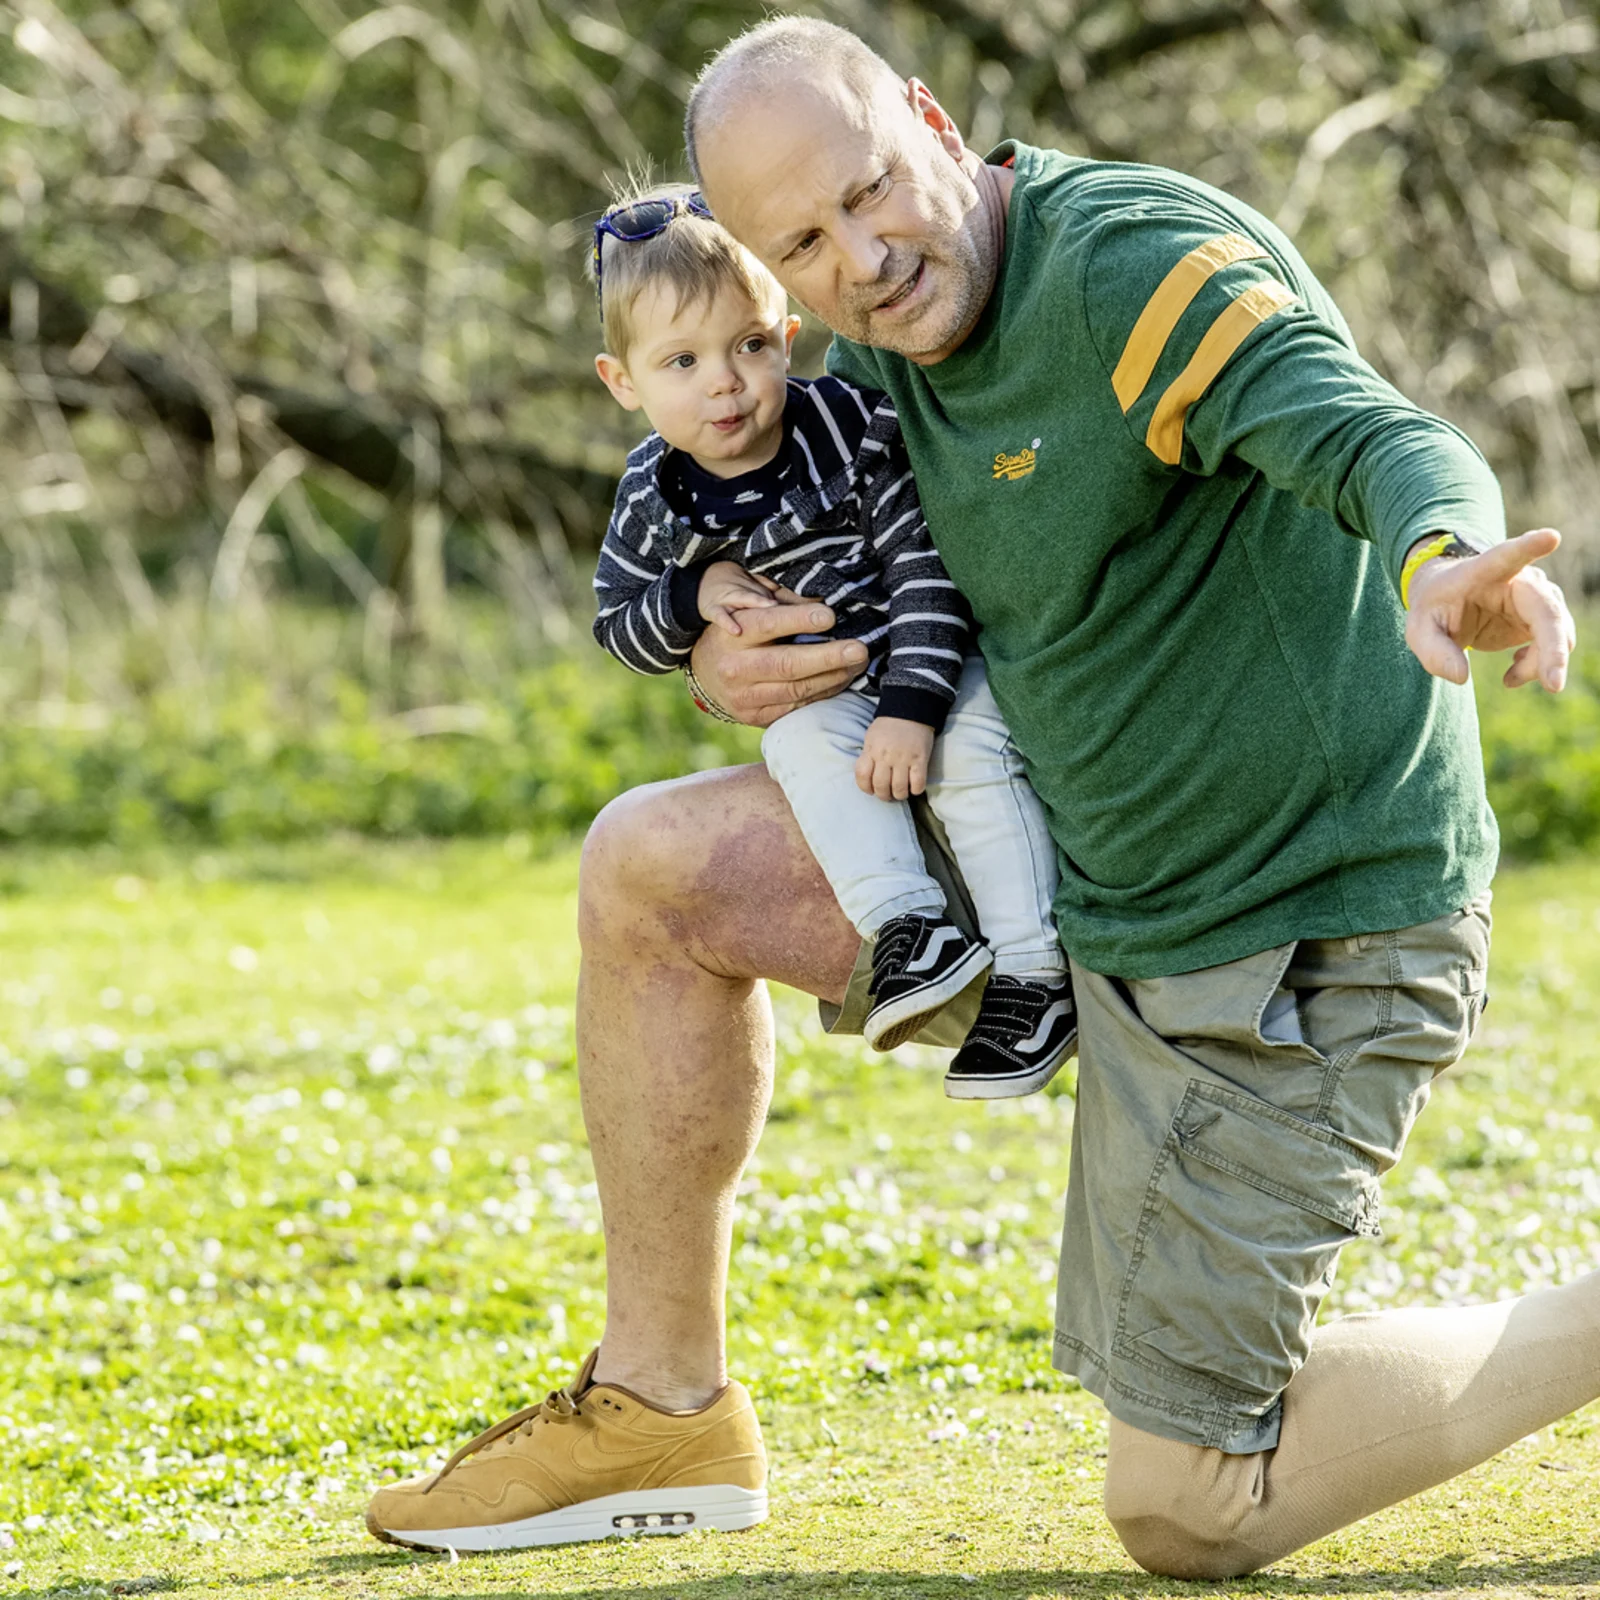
1104;1270;1600;1579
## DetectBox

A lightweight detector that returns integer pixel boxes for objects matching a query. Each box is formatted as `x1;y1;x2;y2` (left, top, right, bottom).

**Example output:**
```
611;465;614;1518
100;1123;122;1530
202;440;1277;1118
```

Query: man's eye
858;172;891;204
789;232;820;260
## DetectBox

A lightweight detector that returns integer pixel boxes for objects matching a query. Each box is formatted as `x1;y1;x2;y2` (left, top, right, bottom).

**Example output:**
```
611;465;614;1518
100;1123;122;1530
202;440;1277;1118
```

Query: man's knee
1103;1417;1268;1580
579;779;703;949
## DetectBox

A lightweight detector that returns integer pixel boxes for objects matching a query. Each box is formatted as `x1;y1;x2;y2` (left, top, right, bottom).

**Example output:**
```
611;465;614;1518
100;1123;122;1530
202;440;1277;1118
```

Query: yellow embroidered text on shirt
993;447;1037;481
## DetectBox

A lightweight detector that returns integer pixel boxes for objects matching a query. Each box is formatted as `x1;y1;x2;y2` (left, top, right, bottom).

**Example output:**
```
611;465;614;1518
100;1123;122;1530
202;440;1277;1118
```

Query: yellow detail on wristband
1400;533;1456;609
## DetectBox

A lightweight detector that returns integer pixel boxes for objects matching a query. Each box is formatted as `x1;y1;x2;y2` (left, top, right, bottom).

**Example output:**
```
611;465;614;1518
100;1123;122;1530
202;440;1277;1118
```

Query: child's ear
595;351;643;412
781;315;802;363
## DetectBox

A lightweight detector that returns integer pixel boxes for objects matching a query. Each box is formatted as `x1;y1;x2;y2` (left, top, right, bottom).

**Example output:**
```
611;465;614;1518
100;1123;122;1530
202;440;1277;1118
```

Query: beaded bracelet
1400;533;1477;609
682;661;742;725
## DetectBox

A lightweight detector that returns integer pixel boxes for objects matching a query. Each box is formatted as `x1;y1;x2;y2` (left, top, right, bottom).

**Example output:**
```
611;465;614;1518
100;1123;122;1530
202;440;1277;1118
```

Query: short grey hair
685;17;902;186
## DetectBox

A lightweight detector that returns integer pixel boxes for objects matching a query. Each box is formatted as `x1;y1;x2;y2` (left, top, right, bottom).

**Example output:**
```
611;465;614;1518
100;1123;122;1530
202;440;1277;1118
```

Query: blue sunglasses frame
591;192;715;321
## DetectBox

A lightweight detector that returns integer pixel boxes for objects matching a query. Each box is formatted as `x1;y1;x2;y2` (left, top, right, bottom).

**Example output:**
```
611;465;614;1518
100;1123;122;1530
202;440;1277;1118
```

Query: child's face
596;282;801;478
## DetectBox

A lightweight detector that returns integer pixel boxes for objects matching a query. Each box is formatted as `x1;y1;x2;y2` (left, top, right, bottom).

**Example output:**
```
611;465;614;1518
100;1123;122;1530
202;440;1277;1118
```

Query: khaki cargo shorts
822;805;1492;1453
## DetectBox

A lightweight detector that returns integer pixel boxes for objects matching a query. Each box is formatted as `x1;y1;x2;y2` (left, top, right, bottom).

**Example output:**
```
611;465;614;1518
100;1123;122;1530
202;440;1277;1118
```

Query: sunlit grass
1;843;1598;1598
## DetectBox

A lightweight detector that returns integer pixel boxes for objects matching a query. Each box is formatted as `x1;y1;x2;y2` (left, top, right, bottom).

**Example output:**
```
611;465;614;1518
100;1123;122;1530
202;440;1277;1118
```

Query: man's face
699;77;996;363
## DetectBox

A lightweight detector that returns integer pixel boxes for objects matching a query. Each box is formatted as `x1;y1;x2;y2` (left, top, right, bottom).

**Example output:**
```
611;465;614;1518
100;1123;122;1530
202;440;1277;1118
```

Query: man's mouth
875;261;924;313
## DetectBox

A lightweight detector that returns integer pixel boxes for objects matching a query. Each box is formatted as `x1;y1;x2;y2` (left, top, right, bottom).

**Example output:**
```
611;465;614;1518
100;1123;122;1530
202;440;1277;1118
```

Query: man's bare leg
576;763;860;1411
1105;1271;1600;1578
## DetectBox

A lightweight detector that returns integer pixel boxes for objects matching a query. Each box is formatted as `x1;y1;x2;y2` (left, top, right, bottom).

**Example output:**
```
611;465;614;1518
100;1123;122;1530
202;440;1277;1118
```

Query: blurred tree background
0;0;1597;849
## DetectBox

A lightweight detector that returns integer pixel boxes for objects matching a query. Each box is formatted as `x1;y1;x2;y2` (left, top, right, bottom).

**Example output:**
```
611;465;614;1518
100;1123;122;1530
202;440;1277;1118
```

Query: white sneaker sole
944;1033;1078;1099
369;1484;768;1552
864;943;993;1051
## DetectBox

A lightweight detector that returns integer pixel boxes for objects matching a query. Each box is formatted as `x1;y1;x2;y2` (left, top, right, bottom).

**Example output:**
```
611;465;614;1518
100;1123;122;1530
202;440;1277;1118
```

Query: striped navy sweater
592;376;971;729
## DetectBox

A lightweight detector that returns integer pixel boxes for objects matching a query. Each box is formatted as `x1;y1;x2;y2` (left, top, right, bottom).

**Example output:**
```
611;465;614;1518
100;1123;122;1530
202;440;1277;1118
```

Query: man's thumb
1410;611;1471;685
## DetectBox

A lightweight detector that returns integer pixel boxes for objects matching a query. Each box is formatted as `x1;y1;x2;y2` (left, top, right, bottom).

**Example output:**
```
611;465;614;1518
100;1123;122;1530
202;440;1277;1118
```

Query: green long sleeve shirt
828;142;1502;977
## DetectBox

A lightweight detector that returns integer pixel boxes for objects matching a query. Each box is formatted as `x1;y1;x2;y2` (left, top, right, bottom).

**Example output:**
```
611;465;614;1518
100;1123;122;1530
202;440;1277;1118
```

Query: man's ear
906;77;966;162
594;351;643;412
781;314;802;363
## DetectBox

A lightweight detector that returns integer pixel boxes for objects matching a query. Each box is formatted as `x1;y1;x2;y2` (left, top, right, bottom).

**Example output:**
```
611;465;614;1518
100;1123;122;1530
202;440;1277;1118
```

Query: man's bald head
684;17;902;189
680;19;1005;364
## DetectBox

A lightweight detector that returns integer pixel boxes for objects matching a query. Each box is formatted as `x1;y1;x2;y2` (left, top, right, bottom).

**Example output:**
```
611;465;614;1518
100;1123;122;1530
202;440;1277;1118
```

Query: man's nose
836;217;889;284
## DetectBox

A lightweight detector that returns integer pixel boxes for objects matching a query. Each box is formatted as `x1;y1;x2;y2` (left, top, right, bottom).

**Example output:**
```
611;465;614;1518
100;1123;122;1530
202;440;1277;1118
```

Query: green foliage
1475;629;1600;859
0;653;758;848
0;615;1598;857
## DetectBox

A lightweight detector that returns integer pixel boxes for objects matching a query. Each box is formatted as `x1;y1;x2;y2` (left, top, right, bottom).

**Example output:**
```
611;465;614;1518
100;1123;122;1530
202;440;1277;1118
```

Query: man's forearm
1349;415;1505;597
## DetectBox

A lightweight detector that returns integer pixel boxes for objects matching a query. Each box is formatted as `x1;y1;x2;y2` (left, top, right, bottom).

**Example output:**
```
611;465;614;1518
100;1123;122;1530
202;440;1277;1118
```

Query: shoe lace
426;1358;594;1489
973;975;1049;1047
869;916;920;989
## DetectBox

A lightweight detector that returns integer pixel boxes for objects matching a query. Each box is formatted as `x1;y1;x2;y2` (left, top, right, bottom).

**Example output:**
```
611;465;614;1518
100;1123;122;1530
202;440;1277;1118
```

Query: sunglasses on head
591;192;715;321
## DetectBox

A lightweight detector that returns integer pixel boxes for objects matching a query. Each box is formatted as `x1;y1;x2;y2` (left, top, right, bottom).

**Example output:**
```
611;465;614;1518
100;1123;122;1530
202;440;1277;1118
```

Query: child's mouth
711;414;746;433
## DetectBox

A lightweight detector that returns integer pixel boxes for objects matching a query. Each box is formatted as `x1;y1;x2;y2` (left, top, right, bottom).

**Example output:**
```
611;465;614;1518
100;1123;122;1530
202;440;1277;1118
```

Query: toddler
589;183;1074;1097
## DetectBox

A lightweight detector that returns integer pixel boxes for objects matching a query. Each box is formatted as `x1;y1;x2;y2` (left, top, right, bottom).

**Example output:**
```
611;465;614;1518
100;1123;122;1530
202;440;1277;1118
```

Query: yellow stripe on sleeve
1111;233;1270;414
1145;281;1298;465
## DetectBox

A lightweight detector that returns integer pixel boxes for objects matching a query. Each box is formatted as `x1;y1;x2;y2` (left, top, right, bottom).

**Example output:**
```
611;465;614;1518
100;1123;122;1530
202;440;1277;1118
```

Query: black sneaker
944;973;1077;1099
863;914;993;1052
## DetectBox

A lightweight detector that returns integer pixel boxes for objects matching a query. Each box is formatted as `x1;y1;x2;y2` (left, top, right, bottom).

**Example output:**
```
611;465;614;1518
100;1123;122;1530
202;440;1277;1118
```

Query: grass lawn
2;838;1598;1600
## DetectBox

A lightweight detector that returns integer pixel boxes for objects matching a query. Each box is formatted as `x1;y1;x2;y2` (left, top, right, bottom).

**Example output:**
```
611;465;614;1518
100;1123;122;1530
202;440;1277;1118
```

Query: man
367;18;1594;1575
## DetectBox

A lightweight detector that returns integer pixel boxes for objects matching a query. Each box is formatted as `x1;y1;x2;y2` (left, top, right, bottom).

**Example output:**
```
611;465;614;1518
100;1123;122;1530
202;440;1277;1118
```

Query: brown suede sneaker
364;1351;767;1551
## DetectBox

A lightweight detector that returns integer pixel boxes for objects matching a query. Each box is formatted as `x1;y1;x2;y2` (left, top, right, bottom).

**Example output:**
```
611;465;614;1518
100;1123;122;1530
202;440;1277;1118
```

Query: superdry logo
993;439;1042;480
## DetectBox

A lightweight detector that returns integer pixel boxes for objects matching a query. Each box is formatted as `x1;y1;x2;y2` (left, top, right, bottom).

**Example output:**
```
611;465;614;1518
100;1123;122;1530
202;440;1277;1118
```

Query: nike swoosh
1020;1000;1072;1054
906;926;964;973
566;1419;723;1478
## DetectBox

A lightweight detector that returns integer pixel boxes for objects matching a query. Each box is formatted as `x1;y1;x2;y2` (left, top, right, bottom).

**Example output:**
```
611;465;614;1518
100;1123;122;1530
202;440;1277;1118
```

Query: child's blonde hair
592;180;785;365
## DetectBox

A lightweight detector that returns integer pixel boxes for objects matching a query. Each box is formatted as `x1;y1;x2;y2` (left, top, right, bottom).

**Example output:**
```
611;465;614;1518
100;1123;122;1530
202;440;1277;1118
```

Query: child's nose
705;361;742;395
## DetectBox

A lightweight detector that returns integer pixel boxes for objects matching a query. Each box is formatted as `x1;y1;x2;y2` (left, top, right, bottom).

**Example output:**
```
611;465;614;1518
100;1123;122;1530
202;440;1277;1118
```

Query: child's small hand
699;561;781;634
856;717;935;801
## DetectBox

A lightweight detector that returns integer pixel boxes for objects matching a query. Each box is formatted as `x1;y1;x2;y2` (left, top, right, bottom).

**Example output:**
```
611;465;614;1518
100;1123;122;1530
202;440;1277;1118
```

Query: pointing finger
1472;527;1561;582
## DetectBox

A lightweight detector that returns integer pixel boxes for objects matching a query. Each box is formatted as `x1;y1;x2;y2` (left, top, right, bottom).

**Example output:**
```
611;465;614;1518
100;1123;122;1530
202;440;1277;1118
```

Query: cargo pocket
1114;1079;1383;1408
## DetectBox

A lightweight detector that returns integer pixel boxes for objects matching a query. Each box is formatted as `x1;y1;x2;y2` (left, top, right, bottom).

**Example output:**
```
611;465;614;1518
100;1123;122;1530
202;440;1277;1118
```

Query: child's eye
739;336;767;355
667;353;696;370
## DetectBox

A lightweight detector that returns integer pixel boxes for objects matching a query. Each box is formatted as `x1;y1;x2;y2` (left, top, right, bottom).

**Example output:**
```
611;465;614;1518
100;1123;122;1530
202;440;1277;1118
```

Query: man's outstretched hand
1406;528;1575;692
689;591;868;728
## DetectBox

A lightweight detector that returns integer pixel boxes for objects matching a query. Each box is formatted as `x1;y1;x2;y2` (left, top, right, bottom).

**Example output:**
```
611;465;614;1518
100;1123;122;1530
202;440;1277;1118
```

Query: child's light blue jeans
761;655;1065;980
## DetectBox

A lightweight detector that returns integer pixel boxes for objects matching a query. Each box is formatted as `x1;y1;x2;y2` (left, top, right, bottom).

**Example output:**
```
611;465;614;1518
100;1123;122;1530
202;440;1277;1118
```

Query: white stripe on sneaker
1020;1000;1073;1054
906;925;965;974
